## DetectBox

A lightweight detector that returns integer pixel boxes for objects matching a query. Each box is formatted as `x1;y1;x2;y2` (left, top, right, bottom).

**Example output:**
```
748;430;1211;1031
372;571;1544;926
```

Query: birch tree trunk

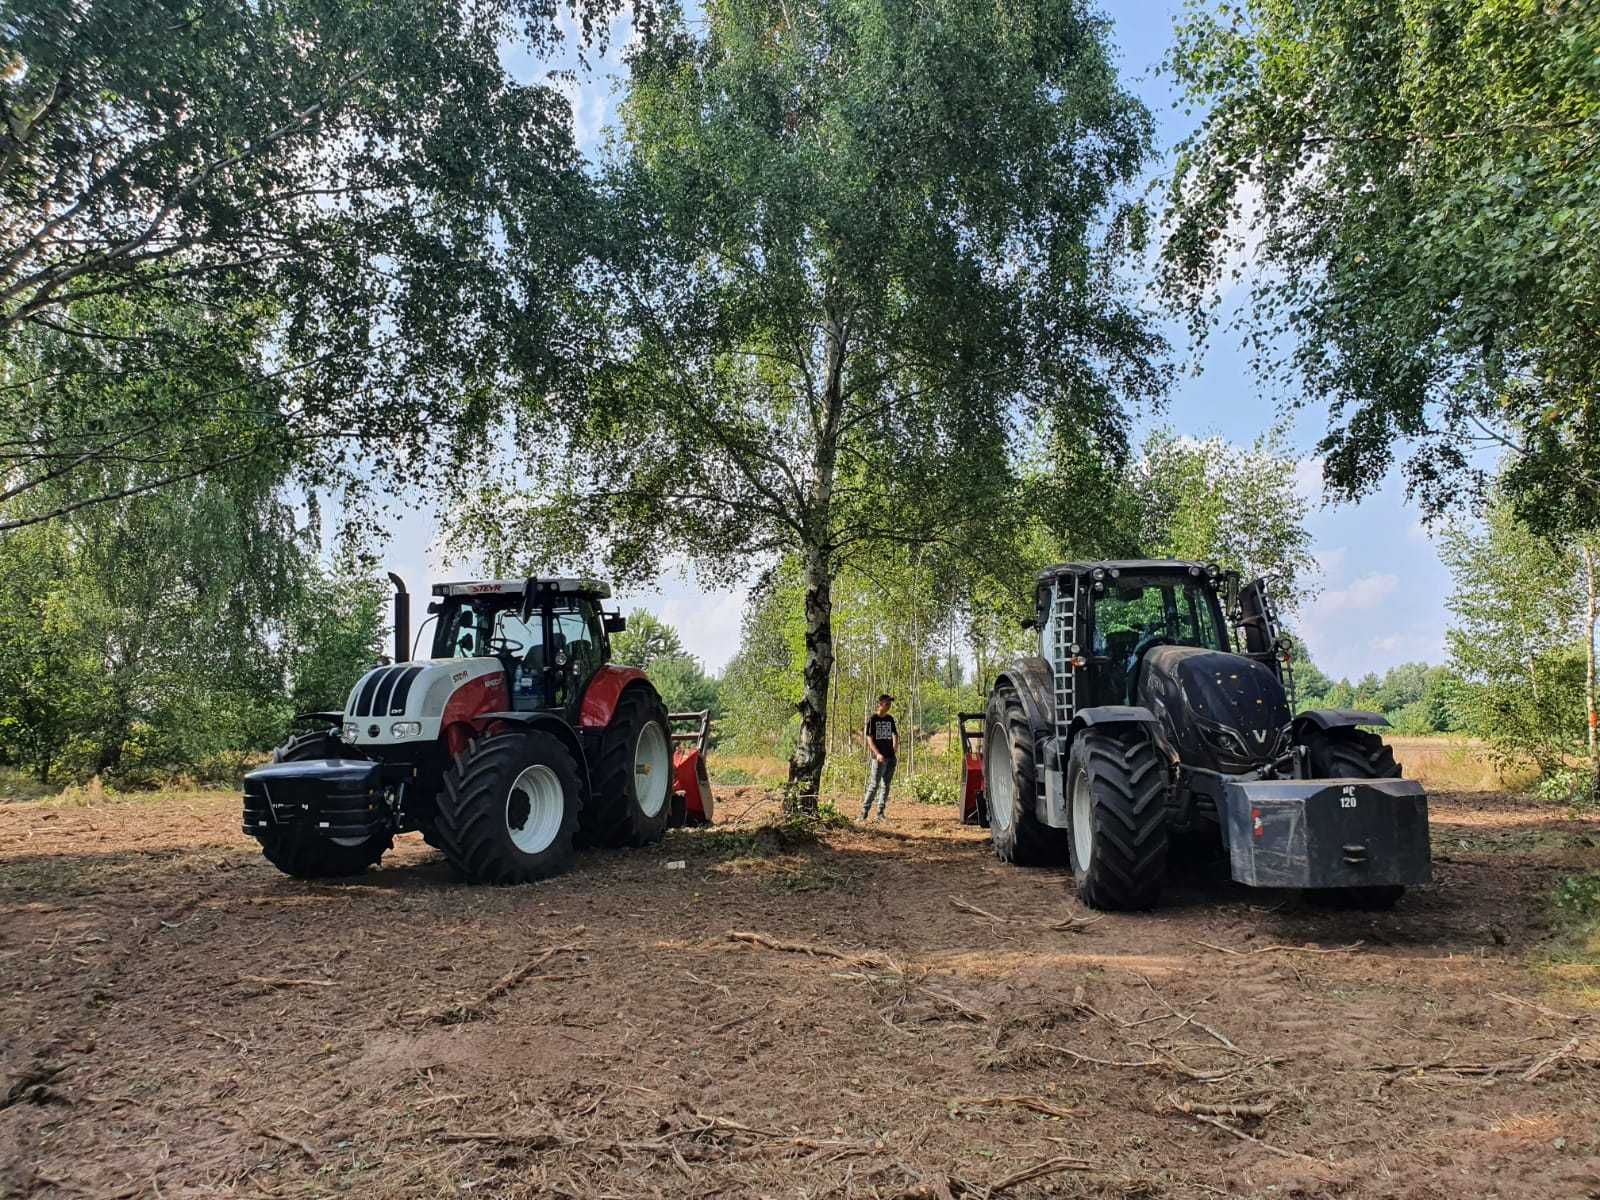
786;311;845;809
1585;544;1598;797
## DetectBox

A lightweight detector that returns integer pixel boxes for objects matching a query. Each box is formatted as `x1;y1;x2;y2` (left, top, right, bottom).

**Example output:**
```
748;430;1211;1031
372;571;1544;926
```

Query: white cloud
1317;572;1398;616
1292;456;1324;505
1311;545;1347;584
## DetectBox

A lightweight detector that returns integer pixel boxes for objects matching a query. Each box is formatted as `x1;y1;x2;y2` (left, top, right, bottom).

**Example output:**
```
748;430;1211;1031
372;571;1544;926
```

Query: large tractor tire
583;687;673;848
983;685;1071;866
1065;731;1169;911
258;731;392;880
433;729;582;884
1302;726;1406;910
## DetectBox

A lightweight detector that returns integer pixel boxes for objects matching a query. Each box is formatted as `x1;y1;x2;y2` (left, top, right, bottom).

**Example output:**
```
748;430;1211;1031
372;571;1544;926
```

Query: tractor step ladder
1047;578;1078;806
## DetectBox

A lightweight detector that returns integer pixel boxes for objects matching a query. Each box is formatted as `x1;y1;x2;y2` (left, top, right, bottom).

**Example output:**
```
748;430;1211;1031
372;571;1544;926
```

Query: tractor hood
341;657;507;749
1138;646;1291;772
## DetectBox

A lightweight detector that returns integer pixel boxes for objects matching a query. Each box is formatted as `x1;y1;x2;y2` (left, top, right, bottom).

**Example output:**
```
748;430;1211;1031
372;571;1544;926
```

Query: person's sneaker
860;808;871;821
877;809;887;820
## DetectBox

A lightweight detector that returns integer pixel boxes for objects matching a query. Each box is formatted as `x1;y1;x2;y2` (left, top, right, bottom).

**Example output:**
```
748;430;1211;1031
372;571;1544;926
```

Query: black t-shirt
865;714;898;759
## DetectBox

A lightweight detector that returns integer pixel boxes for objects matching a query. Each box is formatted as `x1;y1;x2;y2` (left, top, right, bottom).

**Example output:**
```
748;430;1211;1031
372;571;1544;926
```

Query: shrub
906;773;958;806
1553;872;1600;920
1531;767;1599;811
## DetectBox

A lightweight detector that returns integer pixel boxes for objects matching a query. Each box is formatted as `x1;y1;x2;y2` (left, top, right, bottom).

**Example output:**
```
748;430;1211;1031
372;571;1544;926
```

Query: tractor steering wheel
1126;633;1171;704
486;637;524;657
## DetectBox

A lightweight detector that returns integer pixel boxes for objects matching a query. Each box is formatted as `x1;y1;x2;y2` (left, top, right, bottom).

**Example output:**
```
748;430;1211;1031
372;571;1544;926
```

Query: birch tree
460;0;1164;802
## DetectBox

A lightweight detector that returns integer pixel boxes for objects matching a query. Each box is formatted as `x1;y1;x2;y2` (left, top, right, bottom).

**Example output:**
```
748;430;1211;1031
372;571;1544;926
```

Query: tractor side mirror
519;576;538;625
603;612;627;635
1020;618;1037;632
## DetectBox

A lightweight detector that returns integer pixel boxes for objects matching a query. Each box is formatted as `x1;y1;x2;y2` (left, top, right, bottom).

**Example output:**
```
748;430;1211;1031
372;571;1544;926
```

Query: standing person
860;694;899;821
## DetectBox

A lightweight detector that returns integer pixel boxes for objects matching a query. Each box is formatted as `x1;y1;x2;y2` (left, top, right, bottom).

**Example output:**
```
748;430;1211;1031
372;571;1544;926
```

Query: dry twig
1168;1098;1280;1118
950;1094;1083;1120
949;896;1099;934
1187;1113;1328;1171
1194;940;1362;957
984;1154;1099;1194
236;975;336;989
406;933;586;1023
727;929;898;971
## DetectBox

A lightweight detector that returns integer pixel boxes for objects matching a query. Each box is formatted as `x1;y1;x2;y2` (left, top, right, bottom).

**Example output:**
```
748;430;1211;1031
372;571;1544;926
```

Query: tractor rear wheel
983;685;1071;866
583;687;673;848
1302;727;1406;910
257;731;392;880
1065;731;1169;911
433;729;581;884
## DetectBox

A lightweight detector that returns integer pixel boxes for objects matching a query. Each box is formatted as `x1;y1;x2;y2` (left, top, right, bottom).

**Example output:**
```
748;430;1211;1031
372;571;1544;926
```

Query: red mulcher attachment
668;710;714;826
958;711;987;825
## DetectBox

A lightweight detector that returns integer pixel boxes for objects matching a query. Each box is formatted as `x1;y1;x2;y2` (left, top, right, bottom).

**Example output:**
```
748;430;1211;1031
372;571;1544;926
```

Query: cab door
549;600;606;717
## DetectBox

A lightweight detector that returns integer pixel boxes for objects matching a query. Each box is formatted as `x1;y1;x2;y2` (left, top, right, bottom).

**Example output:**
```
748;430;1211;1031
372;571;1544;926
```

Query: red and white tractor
242;575;712;883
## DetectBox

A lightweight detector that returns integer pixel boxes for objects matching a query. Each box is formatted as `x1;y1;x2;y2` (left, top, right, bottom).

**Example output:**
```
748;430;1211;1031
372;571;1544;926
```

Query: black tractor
981;561;1430;911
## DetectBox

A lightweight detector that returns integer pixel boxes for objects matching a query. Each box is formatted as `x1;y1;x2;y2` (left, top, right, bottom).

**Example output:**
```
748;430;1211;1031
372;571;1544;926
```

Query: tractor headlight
390;721;422;739
1091;568;1105;581
341;722;359;742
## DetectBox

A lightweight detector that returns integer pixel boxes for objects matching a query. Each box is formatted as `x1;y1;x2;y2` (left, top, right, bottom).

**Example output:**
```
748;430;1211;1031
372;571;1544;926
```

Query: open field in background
2;784;1598;1199
707;734;1541;800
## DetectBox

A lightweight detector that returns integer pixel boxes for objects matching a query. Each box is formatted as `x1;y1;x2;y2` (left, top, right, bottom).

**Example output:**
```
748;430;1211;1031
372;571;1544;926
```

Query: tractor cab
1038;562;1237;711
426;578;627;715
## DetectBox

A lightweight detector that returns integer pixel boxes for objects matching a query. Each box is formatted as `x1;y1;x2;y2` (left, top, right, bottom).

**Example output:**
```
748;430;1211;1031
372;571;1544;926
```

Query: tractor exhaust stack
387;572;410;663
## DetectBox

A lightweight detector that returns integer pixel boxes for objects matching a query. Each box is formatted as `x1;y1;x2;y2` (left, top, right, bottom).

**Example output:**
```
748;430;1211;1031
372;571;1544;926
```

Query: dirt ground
3;786;1599;1199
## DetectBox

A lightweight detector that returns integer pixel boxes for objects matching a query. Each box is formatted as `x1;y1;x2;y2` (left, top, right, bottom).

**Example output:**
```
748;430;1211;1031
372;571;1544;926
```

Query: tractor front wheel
983;685;1070;866
433;730;581;884
584;687;673;848
1300;727;1407;910
1065;731;1169;911
257;731;391;880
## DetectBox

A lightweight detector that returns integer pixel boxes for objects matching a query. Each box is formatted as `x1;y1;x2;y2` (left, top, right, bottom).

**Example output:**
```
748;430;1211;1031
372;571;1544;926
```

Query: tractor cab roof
431;577;613;600
1036;560;1214;581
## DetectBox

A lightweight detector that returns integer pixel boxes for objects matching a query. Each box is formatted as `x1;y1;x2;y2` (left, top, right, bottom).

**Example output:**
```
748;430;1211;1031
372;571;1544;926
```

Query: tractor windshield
1091;579;1226;660
434;597;541;661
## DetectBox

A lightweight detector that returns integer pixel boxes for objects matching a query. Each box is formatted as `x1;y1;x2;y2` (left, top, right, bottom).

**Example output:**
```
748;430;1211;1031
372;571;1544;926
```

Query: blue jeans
862;757;896;815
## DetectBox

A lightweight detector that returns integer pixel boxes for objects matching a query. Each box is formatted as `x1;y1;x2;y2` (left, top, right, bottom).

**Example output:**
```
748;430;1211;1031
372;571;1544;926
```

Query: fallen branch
437;1129;574;1150
1492;992;1598;1025
407;933;586;1023
1194;940;1363;957
919;988;989;1023
984;1155;1099;1194
254;1127;319;1160
727;930;898;971
950;1094;1082;1120
1168;1098;1279;1118
236;975;337;989
1522;1035;1583;1082
1366;1039;1597;1082
1036;1043;1280;1083
1187;1113;1328;1170
950;896;1099;935
1136;975;1248;1058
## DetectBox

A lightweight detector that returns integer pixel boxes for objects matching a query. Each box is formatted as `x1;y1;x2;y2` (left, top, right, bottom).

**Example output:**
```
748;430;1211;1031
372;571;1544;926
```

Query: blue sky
380;1;1456;684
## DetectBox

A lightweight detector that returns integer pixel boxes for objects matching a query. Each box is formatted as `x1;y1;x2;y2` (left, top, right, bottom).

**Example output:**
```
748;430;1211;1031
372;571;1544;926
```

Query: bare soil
2;787;1598;1199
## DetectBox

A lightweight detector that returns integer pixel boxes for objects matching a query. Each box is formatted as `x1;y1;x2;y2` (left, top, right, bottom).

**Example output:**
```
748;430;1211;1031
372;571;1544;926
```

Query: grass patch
1540;872;1600;1008
1387;736;1537;792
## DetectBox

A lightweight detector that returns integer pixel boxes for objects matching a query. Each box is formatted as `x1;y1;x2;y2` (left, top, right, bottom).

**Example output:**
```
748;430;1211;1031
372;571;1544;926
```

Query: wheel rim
1071;769;1093;869
985;727;1015;833
634;721;671;818
330;835;368;848
506;764;565;855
